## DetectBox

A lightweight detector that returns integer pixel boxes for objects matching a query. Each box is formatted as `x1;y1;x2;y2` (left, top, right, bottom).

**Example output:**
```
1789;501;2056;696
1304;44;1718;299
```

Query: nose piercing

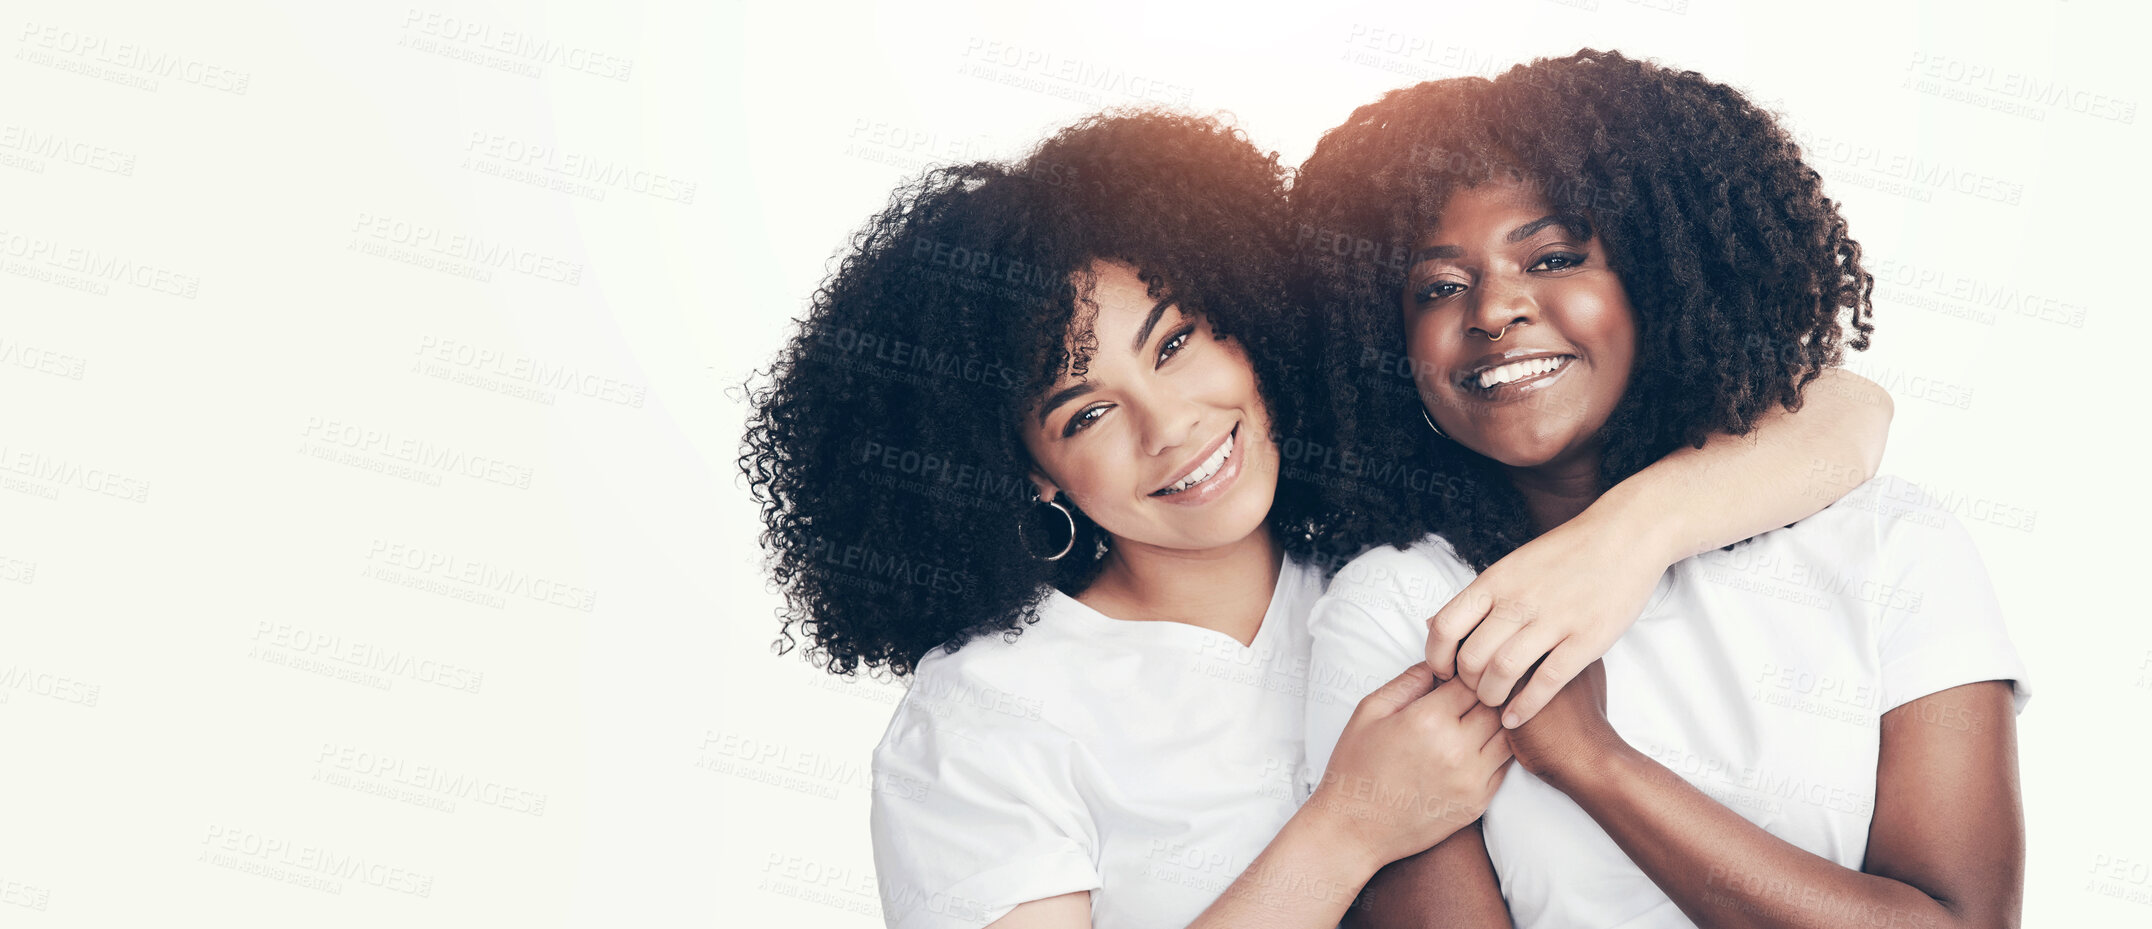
1487;323;1514;341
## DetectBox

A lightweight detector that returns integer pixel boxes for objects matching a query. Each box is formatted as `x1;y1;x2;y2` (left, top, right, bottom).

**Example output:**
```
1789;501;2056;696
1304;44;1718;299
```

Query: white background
2;0;2147;925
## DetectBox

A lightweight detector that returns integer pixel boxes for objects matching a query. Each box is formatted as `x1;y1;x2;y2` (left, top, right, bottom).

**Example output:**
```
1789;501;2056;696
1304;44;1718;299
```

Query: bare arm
984;809;1388;929
1594;365;1893;563
1534;679;2022;929
1345;824;1513;929
1429;367;1894;723
981;782;1391;929
983;892;1092;928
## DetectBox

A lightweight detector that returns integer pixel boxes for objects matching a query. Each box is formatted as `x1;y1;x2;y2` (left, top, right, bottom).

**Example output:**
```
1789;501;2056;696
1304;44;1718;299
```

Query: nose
1466;272;1536;341
1133;387;1202;458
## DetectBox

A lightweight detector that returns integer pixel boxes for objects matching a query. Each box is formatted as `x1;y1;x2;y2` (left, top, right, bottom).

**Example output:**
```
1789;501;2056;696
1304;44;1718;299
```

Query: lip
1455;349;1576;402
1150;423;1243;506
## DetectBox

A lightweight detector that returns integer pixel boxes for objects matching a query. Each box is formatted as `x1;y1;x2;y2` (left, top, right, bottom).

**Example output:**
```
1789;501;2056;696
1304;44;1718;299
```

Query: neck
1507;449;1606;535
1075;523;1283;647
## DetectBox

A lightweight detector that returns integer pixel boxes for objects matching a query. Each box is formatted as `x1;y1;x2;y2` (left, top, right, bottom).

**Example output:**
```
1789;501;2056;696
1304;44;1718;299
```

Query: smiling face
1403;181;1637;473
1022;260;1279;554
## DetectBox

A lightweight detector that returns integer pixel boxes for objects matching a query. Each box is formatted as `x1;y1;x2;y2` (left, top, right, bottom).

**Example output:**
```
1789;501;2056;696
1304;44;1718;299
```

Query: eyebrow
1034;298;1180;427
1409;213;1595;267
1505;213;1592;244
1130;297;1177;353
1035;382;1095;426
1410;244;1463;265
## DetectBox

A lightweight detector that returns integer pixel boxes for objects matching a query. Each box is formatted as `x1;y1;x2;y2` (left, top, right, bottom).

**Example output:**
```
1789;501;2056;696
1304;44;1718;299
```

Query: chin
1160;481;1276;551
1459;429;1574;470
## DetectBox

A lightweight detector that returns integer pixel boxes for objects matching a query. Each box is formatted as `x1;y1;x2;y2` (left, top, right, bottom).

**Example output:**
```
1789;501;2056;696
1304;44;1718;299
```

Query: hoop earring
1019;495;1076;562
1421;406;1448;440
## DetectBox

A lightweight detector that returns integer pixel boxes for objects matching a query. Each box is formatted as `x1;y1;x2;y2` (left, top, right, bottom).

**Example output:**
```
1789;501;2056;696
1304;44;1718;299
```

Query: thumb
1352;662;1439;722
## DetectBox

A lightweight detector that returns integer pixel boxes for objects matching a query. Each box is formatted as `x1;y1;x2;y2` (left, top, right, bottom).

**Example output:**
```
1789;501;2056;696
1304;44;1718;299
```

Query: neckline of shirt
1044;552;1299;653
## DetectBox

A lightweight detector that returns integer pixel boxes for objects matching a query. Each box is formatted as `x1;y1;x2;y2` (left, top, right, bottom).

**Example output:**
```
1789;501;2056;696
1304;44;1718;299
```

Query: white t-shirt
1304;476;2030;929
870;555;1327;929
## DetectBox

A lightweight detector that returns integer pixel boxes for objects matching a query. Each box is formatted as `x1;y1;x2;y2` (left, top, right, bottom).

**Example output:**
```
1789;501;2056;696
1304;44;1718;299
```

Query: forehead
1079;262;1162;326
1057;262;1177;355
1428;181;1553;237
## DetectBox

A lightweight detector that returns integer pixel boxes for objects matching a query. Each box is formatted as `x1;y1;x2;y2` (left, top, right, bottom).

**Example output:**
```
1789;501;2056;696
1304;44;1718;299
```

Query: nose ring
1486;323;1514;341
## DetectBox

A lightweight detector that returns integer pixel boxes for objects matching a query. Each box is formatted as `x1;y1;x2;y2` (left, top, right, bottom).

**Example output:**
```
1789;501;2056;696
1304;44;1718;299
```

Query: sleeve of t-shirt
1872;487;2032;716
1304;541;1475;785
869;695;1101;929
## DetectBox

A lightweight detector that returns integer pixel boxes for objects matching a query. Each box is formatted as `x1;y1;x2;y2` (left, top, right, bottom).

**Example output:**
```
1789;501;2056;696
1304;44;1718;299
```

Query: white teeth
1163;432;1234;494
1476;356;1568;389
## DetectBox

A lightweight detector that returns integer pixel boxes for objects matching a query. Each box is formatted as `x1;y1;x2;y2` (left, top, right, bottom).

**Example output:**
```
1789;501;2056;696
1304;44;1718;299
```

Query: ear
1027;472;1060;503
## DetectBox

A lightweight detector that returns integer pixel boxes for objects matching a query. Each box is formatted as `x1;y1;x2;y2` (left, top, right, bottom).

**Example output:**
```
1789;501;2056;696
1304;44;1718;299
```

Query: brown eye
1412;280;1466;305
1064;404;1110;437
1158;326;1195;366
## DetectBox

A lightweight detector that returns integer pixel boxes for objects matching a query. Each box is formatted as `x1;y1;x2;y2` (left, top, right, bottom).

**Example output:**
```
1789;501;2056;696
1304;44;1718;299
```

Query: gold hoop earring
1422;406;1447;440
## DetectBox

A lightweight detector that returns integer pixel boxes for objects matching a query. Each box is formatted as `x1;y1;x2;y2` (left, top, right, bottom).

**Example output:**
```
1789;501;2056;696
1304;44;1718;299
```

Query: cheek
1061;439;1137;500
1404;323;1452;390
1558;290;1638;423
1588;299;1639;383
1024;432;1106;503
1199;343;1267;412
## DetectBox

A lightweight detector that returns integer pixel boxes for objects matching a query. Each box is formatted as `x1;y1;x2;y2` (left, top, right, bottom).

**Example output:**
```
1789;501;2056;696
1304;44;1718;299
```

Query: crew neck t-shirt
1303;476;2030;929
870;555;1327;929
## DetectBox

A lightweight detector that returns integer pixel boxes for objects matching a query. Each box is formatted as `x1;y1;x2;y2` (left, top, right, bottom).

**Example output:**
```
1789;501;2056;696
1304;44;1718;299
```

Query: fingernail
1503;713;1521;729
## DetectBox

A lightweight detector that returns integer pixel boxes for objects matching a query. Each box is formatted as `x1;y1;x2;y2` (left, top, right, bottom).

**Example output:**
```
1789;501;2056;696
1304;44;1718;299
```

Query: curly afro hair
1291;49;1876;570
741;110;1337;677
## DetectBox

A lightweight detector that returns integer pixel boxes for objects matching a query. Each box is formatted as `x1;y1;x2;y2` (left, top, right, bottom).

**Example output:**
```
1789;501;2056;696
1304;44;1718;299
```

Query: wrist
1540;733;1643;797
1569;487;1691;569
1292;789;1390;879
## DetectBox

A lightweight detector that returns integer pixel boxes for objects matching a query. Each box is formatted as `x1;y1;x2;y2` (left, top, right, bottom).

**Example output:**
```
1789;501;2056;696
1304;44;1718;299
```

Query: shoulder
892;606;1071;743
1688;474;2003;631
1319;535;1477;626
1776;474;2000;562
